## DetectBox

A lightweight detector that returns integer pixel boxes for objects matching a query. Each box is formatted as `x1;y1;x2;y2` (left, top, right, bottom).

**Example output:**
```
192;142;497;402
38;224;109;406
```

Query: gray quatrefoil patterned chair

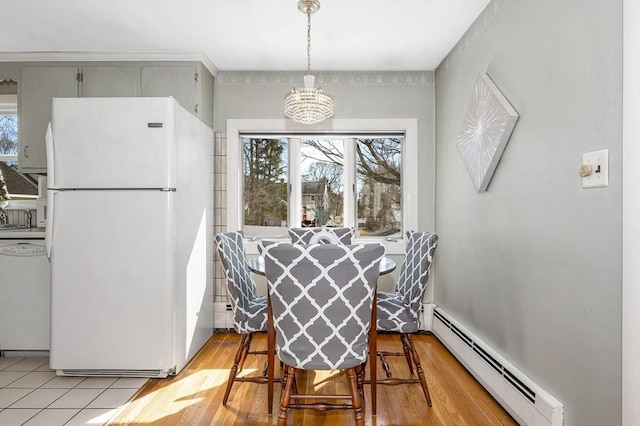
214;231;269;405
261;242;385;426
375;230;439;410
288;226;356;245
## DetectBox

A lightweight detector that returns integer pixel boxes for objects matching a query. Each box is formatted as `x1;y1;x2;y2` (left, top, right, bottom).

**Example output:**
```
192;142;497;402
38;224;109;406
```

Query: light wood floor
109;332;517;425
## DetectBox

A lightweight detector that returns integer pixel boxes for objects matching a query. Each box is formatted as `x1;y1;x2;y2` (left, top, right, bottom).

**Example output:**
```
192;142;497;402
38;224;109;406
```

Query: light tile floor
0;356;147;426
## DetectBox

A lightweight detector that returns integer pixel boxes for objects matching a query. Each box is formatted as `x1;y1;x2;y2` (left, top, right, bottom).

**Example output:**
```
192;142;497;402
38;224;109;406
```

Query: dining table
247;254;397;415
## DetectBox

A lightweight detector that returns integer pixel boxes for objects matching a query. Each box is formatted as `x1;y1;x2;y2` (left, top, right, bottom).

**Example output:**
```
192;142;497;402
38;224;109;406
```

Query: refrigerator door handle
45;190;55;259
45;122;55;187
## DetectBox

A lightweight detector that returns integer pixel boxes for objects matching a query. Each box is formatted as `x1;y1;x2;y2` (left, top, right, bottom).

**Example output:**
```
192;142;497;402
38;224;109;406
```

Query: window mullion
343;138;356;228
289;138;302;229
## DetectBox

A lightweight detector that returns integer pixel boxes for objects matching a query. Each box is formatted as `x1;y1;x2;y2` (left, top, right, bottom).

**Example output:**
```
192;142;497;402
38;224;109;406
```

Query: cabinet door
141;65;197;116
80;66;139;97
19;66;78;171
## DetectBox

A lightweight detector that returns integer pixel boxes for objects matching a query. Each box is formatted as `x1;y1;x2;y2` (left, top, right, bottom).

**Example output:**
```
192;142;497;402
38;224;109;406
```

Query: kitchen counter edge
0;228;46;239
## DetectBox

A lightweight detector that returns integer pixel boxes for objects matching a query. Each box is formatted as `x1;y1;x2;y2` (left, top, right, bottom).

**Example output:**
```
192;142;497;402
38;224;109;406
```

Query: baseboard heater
213;301;234;330
57;368;172;378
432;307;563;426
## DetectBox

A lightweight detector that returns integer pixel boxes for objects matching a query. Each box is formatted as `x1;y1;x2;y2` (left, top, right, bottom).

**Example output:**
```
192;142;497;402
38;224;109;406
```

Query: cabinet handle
23;145;30;158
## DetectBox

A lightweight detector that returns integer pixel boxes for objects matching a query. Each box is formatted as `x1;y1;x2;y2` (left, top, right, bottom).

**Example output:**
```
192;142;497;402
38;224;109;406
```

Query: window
243;137;289;233
230;119;418;242
0;89;39;203
243;136;403;238
300;139;345;228
0;93;18;161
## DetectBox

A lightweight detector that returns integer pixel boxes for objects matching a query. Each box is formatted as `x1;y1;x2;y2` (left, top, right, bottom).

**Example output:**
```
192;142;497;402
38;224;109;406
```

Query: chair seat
233;295;268;334
376;291;420;334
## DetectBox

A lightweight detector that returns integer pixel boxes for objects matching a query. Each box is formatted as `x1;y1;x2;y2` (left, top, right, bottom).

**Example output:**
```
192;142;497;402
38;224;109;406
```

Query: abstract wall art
457;73;519;193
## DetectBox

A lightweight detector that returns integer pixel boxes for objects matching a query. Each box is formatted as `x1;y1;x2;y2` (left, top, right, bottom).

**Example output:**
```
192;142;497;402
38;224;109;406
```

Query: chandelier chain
306;7;312;75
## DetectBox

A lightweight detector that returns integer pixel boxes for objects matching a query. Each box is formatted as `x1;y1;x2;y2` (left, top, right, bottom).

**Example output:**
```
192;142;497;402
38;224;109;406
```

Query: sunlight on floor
114;368;237;423
87;409;122;424
310;369;343;392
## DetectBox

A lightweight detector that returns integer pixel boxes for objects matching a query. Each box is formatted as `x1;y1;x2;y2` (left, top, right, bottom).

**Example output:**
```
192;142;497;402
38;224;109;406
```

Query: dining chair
214;231;270;406
262;242;385;426
373;230;439;412
288;226;356;244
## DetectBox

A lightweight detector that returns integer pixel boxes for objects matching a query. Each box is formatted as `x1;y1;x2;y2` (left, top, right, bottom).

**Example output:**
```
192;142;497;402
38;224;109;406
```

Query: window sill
2;200;37;210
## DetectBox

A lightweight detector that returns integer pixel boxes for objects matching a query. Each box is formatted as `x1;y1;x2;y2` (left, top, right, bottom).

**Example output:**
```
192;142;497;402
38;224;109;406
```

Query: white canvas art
457;73;519;193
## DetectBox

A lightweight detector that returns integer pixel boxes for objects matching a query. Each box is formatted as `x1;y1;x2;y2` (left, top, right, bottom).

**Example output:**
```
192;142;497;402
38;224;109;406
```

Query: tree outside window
243;138;288;231
0;114;17;200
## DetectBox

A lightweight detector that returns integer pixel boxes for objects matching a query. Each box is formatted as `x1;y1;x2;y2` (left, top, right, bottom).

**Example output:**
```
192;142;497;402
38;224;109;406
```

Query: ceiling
0;0;490;72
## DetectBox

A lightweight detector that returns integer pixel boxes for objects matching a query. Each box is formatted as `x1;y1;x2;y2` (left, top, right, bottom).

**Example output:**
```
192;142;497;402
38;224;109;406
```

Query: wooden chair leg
379;351;393;378
280;365;289;394
405;333;432;407
277;365;294;426
401;334;414;375
291;371;299;402
347;368;365;426
355;364;366;415
223;333;249;405
280;366;300;405
237;333;253;372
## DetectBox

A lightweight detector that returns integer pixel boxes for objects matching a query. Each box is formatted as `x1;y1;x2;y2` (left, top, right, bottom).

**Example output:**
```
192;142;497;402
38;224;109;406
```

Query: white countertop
0;227;46;239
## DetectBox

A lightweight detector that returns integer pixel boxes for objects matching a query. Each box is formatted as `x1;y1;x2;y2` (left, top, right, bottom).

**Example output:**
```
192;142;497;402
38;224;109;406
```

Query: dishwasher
0;240;51;351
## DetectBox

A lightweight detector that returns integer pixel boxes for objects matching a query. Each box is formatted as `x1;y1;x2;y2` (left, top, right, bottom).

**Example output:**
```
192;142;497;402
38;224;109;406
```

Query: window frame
0;93;18;161
0;94;19;206
1;93;41;208
227;119;418;252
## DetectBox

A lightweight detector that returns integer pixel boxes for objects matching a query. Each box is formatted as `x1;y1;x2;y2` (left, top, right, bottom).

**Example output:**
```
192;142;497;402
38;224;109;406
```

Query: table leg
267;293;275;415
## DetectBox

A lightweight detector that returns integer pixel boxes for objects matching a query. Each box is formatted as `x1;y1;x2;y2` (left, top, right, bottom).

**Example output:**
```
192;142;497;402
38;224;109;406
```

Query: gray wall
434;1;623;425
213;71;436;230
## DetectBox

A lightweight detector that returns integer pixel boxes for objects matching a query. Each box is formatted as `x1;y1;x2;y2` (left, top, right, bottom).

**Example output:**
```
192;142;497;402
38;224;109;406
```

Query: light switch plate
582;149;609;188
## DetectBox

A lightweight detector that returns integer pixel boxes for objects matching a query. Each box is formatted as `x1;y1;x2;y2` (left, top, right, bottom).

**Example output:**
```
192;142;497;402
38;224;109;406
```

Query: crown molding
0;51;218;76
216;71;433;86
438;0;509;73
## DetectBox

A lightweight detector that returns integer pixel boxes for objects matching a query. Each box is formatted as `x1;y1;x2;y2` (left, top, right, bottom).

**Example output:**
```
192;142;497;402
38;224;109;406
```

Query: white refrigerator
46;97;213;377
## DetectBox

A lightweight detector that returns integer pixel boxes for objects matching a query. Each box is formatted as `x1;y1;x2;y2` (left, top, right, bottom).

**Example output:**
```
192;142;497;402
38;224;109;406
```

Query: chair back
288;227;356;245
262;242;384;370
215;231;266;333
395;231;439;318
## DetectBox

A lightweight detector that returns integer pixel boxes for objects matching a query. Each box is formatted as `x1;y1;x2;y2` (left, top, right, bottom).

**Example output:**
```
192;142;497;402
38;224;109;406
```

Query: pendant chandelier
284;0;334;125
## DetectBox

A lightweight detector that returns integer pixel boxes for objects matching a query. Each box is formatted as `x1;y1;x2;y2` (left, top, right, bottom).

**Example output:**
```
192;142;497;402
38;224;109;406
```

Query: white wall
434;1;623;425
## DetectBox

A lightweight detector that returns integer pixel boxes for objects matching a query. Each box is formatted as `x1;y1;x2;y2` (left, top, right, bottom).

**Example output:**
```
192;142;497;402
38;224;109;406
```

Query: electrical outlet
581;149;609;188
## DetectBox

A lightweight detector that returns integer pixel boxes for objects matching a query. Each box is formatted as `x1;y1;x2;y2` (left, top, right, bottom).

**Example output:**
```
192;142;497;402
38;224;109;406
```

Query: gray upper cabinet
141;64;213;127
16;61;213;172
19;66;78;172
79;66;139;97
141;65;198;116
